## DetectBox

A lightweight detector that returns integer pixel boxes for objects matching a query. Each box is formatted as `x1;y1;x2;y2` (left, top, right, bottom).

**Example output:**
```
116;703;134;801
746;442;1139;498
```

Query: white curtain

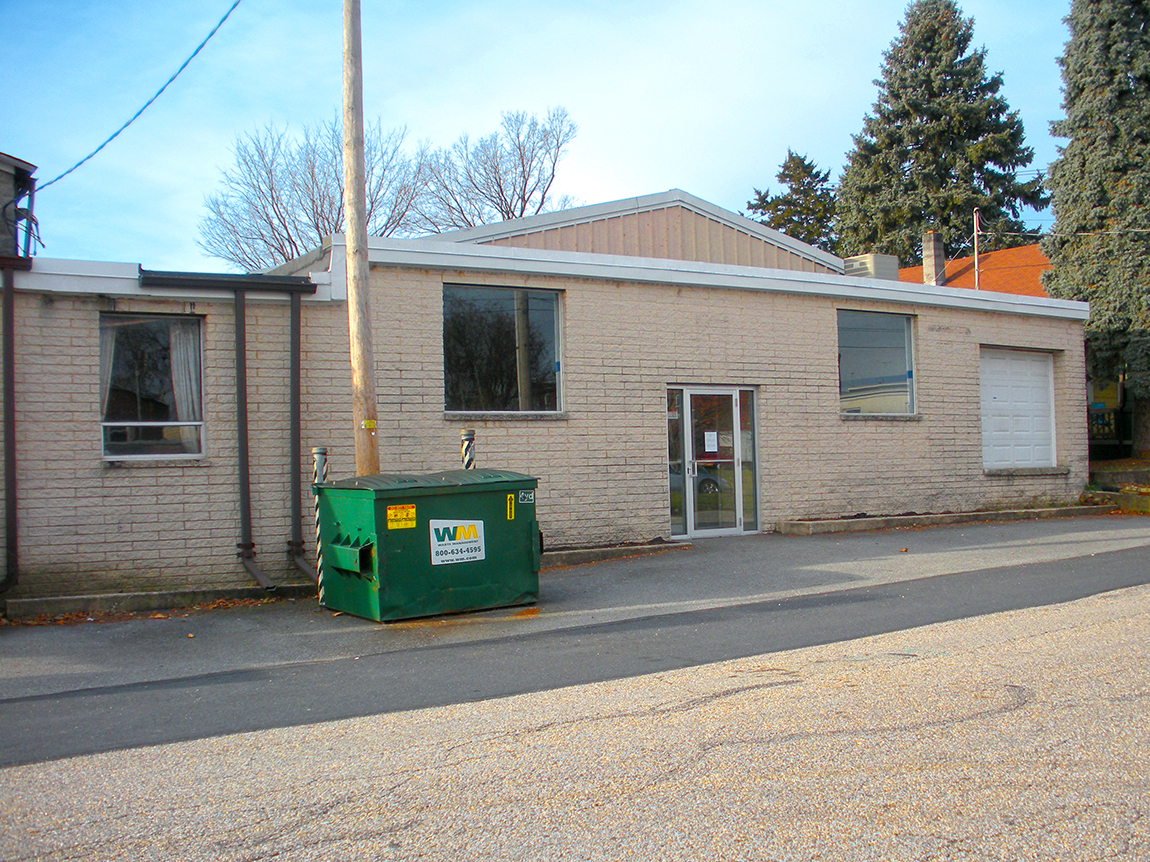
98;321;117;418
169;319;202;452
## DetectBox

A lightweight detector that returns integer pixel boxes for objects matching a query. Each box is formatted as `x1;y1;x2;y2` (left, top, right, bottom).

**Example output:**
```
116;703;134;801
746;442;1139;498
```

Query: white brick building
1;191;1089;602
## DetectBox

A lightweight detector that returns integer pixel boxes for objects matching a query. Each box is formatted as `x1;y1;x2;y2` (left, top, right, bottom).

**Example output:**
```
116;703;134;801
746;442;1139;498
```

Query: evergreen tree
1041;0;1150;452
747;150;837;253
836;0;1046;264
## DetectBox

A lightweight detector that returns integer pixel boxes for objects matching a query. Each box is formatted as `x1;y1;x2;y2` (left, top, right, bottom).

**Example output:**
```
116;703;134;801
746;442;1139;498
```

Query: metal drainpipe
287;291;312;578
234;290;275;590
1;264;20;594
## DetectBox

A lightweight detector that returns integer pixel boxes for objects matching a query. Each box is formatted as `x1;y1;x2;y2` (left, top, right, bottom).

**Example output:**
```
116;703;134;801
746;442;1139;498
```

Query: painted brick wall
1;292;309;599
2;266;1088;599
299;266;1086;550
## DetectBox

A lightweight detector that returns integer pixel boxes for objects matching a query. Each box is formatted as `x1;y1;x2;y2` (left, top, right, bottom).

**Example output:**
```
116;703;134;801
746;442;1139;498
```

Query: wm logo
433;524;479;543
429;518;485;566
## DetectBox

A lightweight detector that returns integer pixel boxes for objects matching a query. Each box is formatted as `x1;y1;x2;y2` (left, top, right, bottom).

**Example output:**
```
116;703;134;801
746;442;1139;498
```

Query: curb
541;542;691;570
775;505;1115;536
3;509;1130;618
3;544;689;620
4;583;317;620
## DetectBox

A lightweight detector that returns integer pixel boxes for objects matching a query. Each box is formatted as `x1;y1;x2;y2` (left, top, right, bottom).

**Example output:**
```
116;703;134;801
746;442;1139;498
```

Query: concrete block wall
293;266;1087;549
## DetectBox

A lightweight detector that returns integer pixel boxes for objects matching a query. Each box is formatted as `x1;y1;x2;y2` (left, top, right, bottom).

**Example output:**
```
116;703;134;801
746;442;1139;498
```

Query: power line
37;0;243;191
988;228;1150;237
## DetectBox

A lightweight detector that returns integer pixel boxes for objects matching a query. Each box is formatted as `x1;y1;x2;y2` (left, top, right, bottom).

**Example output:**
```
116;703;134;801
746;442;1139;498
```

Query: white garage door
980;348;1055;468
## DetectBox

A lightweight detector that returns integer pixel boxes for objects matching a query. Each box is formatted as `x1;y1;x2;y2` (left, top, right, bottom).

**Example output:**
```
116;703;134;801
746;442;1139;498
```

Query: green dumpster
314;469;541;622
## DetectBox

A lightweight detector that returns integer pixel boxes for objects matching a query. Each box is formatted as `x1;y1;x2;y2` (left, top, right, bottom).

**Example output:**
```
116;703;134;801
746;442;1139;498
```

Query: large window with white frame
100;314;204;459
443;285;560;412
837;310;915;415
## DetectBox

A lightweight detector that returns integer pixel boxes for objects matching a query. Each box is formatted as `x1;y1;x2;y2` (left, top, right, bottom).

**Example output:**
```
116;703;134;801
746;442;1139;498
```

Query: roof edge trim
357;236;1089;321
140;269;316;294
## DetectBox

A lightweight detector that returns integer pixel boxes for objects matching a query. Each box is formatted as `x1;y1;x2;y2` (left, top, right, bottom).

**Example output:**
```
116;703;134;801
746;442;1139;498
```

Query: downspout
233;289;275;590
140;271;315;590
0;259;30;594
287;291;313;579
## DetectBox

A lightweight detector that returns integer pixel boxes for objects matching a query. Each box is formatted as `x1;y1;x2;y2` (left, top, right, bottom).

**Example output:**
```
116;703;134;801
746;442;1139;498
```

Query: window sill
103;457;211;469
444;411;568;422
840;413;922;422
983;466;1071;477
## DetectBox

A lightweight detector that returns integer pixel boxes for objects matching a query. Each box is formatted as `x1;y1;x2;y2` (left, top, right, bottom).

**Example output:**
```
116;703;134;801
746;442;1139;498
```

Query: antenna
973;208;981;291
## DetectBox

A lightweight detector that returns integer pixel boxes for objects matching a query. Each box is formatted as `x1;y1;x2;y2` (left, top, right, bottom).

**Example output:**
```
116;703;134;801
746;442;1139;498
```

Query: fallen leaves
1;596;283;627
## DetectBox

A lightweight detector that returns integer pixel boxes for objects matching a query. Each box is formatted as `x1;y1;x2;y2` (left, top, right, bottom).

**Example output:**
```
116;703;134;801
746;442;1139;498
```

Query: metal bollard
460;429;475;469
312;447;329;600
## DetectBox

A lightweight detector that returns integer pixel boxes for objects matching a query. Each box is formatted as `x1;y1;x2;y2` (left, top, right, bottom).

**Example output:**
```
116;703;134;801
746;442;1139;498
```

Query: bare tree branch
416;107;578;232
198;117;424;271
199;108;578;268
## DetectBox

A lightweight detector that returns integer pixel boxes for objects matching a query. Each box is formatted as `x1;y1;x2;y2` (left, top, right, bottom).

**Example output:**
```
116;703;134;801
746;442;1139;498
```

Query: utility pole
342;0;380;475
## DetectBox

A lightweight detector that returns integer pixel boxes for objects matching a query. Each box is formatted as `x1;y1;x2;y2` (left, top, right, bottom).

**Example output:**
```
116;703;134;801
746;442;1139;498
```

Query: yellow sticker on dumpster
387;504;416;530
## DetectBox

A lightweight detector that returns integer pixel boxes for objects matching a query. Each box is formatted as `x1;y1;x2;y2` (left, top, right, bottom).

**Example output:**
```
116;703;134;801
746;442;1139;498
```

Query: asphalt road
2;514;1149;769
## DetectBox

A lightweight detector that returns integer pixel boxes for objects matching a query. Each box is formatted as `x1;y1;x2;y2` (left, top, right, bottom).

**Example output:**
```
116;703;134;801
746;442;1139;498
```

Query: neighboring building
898;243;1051;297
899;242;1129;460
1;152;37;258
2;191;1089;604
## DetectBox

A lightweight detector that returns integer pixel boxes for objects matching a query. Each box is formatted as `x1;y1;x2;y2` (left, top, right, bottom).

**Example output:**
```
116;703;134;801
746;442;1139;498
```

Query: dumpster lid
325;472;443;492
426;469;536;486
324;469;536;492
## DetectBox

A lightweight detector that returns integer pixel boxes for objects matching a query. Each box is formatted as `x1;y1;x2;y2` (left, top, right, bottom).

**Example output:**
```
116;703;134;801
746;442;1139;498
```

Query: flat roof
351;235;1088;321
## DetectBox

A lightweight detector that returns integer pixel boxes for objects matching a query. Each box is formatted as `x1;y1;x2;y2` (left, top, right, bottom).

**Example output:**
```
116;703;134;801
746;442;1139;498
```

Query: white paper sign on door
704;431;718;453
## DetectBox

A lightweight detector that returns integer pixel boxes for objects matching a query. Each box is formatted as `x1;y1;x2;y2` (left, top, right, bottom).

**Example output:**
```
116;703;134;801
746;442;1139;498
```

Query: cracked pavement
3;577;1148;860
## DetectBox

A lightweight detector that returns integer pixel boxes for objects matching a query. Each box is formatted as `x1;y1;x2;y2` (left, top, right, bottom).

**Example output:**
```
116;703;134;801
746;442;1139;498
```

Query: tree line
198;107;576;272
748;0;1045;262
746;0;1149;451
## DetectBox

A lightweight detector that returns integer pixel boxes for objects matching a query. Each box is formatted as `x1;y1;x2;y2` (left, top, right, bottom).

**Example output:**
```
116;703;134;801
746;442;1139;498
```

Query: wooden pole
342;0;380;475
514;290;532;410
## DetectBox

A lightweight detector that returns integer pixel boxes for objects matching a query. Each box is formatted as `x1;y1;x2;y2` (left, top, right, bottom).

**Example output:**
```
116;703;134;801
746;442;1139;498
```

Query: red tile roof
898;243;1049;297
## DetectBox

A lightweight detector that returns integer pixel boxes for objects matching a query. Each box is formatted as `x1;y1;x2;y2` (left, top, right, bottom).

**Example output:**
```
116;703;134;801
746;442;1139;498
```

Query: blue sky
3;0;1071;271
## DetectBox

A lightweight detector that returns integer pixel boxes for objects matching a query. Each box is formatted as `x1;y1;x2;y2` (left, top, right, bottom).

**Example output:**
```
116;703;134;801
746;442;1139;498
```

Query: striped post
460;429;475;470
312;447;329;603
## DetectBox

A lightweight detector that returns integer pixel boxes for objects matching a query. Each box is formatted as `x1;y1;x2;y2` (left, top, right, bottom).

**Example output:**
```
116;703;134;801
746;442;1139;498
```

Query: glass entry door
668;387;757;538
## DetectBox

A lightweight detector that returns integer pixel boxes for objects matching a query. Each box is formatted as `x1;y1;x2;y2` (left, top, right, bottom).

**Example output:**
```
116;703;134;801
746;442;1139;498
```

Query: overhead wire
37;0;243;191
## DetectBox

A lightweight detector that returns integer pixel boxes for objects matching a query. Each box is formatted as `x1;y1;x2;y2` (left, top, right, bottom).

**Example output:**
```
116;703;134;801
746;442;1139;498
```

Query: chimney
922;231;946;286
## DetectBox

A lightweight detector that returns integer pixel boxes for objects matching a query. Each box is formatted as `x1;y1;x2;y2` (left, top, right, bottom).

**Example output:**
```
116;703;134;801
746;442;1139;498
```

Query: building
898;241;1128;460
2;191;1089;605
898;242;1051;297
1;152;37;258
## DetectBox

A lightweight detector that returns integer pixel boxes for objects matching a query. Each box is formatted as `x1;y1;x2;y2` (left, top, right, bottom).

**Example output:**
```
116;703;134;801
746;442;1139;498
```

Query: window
100;314;203;458
837;310;915;414
443;285;560;412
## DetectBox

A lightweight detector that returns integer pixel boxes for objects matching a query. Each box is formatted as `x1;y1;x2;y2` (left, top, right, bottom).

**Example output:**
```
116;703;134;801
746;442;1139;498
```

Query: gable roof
418;189;844;275
899;244;1050;297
